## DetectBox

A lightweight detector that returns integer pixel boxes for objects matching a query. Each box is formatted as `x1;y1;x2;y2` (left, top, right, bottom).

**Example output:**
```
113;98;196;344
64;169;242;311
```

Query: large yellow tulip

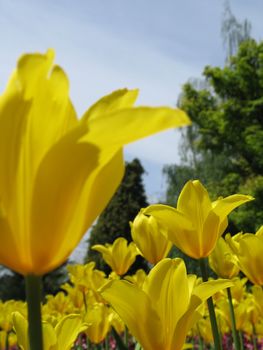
144;180;253;259
101;258;233;350
0;50;190;275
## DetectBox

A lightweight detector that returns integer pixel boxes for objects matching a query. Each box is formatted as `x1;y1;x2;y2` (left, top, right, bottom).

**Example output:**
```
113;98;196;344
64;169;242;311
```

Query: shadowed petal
101;280;164;350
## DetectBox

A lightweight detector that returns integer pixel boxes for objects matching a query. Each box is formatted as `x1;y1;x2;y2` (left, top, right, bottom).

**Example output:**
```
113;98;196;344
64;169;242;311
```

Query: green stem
25;275;43;350
252;325;257;350
104;335;109;350
199;258;222;350
5;331;9;350
82;291;88;313
124;326;128;346
227;287;240;350
196;324;204;350
239;331;244;350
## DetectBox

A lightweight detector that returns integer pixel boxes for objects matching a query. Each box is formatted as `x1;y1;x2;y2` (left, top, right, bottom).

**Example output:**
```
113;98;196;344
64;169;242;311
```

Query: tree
85;158;149;274
164;39;263;233
221;0;251;61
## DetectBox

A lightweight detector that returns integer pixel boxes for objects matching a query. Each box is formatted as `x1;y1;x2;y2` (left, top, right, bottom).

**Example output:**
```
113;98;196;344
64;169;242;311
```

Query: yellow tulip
226;226;263;285
43;292;75;316
209;237;239;279
67;262;106;293
13;312;88;350
130;210;172;264
195;317;214;343
217;298;248;332
124;269;147;288
144;180;253;259
0;49;190;275
100;258;233;350
228;277;247;302
84;303;111;344
92;237;139;275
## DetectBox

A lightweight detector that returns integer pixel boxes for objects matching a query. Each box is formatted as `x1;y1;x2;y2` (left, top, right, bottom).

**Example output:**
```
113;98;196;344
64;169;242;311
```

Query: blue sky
0;0;262;203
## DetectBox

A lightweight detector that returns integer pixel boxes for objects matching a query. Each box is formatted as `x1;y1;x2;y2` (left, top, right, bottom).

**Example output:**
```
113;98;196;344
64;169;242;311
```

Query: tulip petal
30;127;99;274
177;180;212;227
193;279;233;300
55;314;88;350
83;107;190;148
12;312;29;350
0;210;25;273
172;295;203;350
101;280;164;350
80;149;124;236
238;235;263;285
112;239;138;275
42;322;57;350
83;89;139;121
131;214;172;264
11;50;78;173
212;194;254;223
201;211;221;257
144;205;209;258
0;90;30;210
143;205;193;232
143;258;190;348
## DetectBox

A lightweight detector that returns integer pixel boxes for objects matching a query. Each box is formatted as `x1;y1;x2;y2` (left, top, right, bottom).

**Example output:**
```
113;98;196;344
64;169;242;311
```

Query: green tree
164;39;263;233
85;158;149;274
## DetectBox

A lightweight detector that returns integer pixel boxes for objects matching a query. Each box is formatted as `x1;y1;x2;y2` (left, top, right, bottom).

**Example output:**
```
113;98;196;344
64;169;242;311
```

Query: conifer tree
85;158;149;274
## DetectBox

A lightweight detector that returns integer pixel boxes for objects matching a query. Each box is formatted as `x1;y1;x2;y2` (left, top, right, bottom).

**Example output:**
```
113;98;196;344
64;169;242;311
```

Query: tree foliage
85;158;149;274
164;39;263;233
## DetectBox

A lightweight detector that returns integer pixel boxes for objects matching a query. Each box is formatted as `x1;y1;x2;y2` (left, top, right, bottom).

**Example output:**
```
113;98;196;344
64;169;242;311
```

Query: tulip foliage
0;50;262;350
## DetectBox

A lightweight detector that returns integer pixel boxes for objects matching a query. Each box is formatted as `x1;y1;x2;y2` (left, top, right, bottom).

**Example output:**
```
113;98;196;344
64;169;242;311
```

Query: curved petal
172;295;203;350
83;107;191;148
212;194;254;223
143;205;200;258
77;149;124;238
55;314;88;350
100;280;164;350
193;279;233;300
83;89;139;121
143;205;193;232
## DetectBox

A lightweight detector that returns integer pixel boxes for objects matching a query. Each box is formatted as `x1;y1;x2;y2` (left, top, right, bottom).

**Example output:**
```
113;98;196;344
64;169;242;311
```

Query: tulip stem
239;332;244;350
199;258;222;350
226;287;240;350
252;325;257;350
82;291;88;313
5;331;9;350
25;275;43;350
